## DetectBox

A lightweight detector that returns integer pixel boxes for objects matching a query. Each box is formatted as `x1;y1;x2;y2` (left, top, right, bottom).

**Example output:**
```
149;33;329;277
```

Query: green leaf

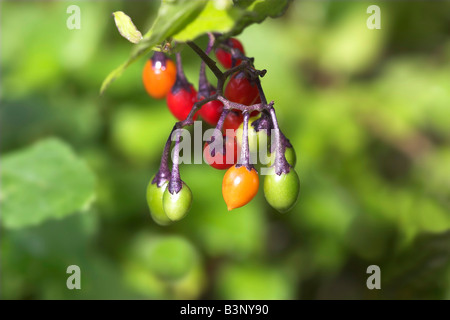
172;1;239;42
113;11;143;44
228;0;291;37
100;0;291;94
0;138;96;229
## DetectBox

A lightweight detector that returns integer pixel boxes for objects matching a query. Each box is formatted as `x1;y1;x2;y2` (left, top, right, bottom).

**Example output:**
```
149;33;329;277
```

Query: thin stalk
198;34;216;97
268;107;291;175
152;132;172;187
238;111;251;168
168;129;183;194
175;52;188;83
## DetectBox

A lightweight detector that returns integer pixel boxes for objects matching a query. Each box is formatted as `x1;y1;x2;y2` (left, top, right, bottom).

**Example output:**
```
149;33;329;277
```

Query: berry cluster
143;34;300;225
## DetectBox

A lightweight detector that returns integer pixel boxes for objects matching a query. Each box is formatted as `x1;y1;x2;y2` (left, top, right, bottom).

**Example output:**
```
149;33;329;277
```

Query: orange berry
222;165;259;210
142;56;176;99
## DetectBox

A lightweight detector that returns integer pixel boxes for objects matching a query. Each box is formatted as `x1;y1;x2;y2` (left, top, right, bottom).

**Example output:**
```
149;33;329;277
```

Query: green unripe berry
163;182;193;221
264;167;300;213
146;177;171;226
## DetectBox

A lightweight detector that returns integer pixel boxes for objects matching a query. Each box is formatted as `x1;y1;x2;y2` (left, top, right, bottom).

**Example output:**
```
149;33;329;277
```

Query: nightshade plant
103;0;298;225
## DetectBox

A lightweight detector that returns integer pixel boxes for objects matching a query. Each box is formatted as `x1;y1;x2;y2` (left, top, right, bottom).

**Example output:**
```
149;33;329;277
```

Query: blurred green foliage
1;0;449;299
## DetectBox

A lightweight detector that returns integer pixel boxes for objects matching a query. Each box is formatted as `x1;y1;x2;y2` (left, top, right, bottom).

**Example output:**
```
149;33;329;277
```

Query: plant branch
187;41;223;80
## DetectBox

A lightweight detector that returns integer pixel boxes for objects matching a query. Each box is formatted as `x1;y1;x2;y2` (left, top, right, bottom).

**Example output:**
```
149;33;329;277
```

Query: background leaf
1;138;96;229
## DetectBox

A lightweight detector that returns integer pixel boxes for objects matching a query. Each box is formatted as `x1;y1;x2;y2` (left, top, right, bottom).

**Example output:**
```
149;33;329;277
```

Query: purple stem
198;34;216;98
154;93;219;187
175;52;188;84
207;109;230;157
255;77;268;105
215;108;229;132
187;41;223;80
269;107;291;175
152;127;174;187
237;111;252;169
168;129;183;194
217;95;274;113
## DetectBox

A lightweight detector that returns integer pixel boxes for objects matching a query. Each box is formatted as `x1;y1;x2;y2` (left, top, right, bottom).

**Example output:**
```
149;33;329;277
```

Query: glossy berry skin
263;167;300;213
222;165;259;210
167;84;198;121
198;93;223;126
204;135;238;170
163;182;193;221
146;177;172;226
225;72;261;106
142;55;176;99
215;38;245;69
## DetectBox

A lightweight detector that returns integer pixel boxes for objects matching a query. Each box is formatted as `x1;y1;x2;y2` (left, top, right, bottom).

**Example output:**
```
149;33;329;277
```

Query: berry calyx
146;177;172;226
215;38;245;69
163;181;193;221
142;52;177;99
225;71;261;106
222;165;259;210
263;167;300;213
204;134;238;170
267;146;297;168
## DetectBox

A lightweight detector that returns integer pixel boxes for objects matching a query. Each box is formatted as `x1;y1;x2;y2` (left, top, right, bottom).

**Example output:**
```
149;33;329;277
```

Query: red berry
166;84;198;121
198;92;223;126
224;72;260;106
203;135;237;170
215;38;245;69
222;110;243;134
142;53;177;99
222;109;260;135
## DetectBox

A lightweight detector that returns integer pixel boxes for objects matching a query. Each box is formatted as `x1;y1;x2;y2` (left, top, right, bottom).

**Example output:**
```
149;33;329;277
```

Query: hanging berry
225;71;261;106
142;52;177;99
215;38;245;69
166;53;198;121
163;181;193;221
197;53;224;126
263;167;300;213
146;177;171;226
222;112;259;210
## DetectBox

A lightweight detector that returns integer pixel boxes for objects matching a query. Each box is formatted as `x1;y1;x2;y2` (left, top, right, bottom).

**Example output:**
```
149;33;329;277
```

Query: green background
1;0;450;299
